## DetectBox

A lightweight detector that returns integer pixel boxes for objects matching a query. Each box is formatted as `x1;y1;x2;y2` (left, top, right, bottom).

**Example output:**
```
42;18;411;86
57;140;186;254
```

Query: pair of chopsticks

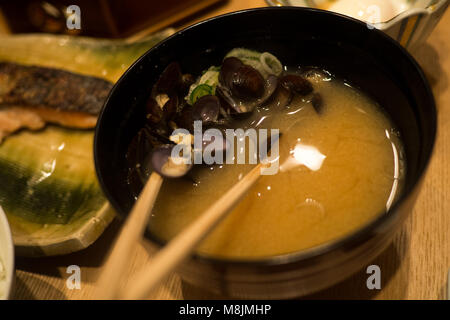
95;162;265;299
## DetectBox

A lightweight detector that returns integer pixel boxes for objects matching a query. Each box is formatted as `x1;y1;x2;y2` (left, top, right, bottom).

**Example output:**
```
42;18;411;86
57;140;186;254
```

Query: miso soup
146;69;405;259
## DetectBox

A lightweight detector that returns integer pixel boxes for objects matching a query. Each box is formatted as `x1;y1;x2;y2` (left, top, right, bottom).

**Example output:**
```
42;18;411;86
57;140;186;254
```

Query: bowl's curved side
175;192;419;298
0;206;14;300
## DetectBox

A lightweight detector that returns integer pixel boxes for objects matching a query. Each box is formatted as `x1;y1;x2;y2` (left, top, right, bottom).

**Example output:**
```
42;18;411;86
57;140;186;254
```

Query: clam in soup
129;49;405;259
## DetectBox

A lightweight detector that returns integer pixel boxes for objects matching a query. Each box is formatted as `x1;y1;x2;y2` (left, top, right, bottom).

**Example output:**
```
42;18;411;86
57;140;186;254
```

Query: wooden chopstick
95;172;163;299
120;162;264;299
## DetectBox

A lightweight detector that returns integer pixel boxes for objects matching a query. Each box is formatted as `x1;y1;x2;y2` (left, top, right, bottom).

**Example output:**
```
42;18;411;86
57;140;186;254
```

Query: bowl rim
95;6;437;268
0;205;14;299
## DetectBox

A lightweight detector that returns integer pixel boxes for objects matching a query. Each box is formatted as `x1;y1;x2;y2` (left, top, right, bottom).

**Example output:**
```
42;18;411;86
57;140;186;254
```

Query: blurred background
0;0;230;37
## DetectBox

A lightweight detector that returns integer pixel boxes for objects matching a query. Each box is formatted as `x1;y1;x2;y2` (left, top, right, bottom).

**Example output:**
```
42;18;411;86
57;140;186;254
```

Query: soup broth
147;70;405;259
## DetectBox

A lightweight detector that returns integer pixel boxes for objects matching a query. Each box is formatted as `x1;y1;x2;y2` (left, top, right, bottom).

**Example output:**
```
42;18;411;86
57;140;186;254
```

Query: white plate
0;206;14;299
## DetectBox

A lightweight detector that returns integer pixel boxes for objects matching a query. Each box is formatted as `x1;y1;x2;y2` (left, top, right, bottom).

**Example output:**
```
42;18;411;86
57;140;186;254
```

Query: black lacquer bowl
94;7;436;298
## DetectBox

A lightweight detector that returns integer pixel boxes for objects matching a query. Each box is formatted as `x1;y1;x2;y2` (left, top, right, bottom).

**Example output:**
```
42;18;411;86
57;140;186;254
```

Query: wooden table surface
9;0;450;300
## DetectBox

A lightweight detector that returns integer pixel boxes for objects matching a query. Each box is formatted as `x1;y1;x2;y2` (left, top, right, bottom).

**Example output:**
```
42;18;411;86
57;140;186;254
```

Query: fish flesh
0;62;113;142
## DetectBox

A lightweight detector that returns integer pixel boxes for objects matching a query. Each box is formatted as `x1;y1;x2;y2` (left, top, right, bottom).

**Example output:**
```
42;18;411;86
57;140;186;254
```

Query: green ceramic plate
0;30;174;256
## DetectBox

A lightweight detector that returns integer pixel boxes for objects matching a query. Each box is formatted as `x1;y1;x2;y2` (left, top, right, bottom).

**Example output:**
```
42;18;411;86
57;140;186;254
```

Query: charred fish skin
0;62;113;115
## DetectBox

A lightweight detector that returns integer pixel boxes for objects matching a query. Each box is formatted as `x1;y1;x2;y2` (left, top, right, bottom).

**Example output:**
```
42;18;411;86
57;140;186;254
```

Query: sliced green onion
225;48;261;61
225;48;284;78
200;70;219;90
190;84;213;104
260;52;283;76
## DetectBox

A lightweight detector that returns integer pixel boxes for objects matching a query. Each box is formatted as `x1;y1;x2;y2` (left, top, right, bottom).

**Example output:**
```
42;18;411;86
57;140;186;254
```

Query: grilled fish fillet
0;62;113;142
